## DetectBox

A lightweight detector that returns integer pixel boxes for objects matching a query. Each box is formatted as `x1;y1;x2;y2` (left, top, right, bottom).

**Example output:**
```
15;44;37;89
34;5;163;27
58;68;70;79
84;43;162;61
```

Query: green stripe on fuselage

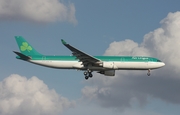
16;55;161;62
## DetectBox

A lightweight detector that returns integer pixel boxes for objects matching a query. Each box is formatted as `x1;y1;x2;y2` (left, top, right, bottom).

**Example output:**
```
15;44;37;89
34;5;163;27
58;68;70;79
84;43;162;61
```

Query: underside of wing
61;39;102;66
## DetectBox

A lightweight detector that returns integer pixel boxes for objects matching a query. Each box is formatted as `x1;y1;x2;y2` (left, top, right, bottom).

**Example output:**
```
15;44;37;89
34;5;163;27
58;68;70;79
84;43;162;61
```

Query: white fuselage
29;60;165;71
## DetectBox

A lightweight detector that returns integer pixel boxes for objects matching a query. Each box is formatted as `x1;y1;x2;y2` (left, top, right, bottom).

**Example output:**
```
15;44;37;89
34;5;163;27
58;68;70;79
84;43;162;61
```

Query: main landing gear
147;69;151;76
84;70;93;80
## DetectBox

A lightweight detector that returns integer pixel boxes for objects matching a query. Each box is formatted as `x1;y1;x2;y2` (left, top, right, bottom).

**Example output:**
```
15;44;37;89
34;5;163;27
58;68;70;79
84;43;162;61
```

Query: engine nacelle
98;70;115;76
103;62;117;69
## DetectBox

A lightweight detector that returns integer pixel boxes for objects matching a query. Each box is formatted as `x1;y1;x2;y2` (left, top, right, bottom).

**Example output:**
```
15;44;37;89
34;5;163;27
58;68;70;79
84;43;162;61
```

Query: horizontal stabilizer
13;51;31;60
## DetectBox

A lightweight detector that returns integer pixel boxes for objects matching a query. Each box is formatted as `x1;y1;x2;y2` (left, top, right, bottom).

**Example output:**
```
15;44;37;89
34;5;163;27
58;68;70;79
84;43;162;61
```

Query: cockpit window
157;60;162;62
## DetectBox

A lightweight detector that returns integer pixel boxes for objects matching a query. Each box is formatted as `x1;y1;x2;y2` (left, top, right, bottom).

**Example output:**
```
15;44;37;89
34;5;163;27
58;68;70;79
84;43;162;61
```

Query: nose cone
161;62;165;67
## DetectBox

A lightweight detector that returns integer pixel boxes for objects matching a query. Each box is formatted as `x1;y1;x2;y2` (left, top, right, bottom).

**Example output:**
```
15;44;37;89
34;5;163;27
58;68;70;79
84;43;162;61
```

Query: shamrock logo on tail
20;42;32;52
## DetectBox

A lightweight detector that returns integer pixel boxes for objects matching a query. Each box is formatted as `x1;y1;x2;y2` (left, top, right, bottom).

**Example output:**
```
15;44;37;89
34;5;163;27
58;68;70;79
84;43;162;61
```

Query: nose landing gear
147;69;151;76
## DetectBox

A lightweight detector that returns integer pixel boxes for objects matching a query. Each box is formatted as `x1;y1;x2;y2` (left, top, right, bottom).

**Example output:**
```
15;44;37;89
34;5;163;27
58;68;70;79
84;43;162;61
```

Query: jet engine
98;70;115;76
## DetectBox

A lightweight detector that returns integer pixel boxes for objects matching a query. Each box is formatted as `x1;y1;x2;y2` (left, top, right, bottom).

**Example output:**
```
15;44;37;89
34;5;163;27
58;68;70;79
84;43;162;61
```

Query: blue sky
1;0;180;115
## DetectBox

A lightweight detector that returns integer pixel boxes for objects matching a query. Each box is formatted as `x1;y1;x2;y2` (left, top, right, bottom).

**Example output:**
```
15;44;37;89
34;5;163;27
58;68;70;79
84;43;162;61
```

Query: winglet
61;39;67;45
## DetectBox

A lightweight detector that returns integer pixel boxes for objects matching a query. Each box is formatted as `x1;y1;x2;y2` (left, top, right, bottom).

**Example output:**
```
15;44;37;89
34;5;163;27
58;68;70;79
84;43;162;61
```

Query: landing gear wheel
89;73;93;78
84;72;88;76
85;76;89;80
84;69;93;80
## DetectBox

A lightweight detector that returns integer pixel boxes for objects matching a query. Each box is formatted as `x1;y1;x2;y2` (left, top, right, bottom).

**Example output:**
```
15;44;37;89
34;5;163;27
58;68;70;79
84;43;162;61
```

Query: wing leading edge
61;39;102;66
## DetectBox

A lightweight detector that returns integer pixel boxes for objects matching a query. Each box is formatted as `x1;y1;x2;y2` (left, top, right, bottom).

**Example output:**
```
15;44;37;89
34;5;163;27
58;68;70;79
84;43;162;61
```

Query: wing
61;39;102;66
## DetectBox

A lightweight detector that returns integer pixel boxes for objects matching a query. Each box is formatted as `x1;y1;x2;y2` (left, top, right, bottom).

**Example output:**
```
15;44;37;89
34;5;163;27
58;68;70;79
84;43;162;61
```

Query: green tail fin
15;36;42;56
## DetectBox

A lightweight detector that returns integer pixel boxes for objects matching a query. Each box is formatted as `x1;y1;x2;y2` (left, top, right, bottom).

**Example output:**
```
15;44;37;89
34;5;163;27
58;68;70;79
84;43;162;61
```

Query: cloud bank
0;0;77;24
82;11;180;109
0;74;75;115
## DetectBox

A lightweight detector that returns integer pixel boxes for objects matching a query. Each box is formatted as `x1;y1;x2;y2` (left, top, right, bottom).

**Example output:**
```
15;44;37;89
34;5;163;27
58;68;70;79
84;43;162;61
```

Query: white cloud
0;0;77;24
104;39;150;56
142;12;180;73
82;11;180;109
81;86;98;100
0;74;75;115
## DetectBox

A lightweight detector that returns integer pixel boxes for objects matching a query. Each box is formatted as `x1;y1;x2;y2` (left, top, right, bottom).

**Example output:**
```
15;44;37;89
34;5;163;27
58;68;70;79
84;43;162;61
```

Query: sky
1;0;180;115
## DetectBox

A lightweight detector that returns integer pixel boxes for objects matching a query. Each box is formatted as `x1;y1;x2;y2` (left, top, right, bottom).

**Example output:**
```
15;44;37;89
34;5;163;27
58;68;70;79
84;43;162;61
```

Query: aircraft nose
161;62;165;67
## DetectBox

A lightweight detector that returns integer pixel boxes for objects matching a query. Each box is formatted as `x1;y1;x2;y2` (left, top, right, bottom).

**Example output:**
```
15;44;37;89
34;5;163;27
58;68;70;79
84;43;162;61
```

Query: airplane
13;36;165;80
